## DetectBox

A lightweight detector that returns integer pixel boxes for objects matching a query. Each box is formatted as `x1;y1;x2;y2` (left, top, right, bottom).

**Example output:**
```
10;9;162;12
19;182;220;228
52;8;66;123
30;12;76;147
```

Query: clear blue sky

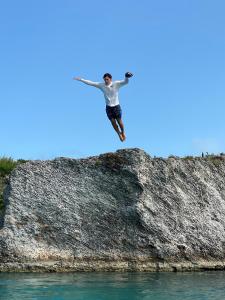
1;0;225;160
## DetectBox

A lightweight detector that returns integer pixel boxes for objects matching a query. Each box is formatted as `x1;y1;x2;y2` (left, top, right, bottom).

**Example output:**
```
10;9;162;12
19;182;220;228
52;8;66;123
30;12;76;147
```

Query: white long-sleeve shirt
79;78;129;107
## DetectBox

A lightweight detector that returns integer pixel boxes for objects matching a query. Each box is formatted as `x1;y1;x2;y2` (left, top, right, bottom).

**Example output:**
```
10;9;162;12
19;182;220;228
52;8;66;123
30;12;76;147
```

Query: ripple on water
0;271;225;300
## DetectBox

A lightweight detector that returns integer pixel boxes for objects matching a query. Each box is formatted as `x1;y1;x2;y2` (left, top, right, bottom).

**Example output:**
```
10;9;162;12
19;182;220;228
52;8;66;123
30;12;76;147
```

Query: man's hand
125;72;133;78
73;77;81;81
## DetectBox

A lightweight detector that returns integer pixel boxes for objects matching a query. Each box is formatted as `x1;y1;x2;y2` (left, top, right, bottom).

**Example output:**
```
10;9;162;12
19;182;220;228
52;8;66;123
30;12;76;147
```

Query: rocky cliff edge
1;148;225;272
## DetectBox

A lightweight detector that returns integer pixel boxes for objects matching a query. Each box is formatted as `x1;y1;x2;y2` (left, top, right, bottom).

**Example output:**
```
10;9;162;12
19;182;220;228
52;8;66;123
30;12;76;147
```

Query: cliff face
1;148;225;272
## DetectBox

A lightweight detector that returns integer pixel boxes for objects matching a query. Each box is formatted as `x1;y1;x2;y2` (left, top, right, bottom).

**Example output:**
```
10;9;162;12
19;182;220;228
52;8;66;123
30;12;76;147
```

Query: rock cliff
1;148;225;272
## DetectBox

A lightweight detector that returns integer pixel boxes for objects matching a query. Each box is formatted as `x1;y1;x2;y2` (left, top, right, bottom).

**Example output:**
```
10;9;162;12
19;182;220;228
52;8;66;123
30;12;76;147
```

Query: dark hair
103;73;112;79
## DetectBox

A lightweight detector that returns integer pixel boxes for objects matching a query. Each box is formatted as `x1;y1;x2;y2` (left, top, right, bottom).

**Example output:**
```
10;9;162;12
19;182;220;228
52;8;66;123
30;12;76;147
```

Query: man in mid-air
73;72;133;142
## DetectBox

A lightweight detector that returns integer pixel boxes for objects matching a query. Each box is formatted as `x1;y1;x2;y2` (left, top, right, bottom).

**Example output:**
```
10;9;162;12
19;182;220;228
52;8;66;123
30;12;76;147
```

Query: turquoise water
0;272;225;299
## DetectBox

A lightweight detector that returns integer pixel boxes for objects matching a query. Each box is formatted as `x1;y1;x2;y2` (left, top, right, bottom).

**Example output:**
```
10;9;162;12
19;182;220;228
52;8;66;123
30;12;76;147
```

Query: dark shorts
106;105;122;120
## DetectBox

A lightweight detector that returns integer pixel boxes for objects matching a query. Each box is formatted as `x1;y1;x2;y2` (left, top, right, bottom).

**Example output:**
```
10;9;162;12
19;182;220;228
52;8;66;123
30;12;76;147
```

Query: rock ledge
1;148;225;272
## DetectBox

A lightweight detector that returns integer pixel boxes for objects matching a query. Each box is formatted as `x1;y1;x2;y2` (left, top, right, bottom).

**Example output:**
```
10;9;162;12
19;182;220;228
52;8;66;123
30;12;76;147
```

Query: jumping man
73;72;133;142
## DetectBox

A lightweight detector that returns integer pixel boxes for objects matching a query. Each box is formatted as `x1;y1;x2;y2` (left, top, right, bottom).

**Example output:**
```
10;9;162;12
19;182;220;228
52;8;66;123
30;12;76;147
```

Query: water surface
0;271;224;299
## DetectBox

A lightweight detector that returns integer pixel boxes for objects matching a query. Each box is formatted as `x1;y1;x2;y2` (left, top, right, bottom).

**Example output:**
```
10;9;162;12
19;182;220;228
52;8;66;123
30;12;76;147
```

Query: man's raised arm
115;77;129;88
73;77;101;88
115;72;133;88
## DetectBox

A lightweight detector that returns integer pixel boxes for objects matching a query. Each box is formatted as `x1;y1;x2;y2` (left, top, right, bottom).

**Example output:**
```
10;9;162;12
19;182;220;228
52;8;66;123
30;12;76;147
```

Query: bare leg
116;118;126;141
110;118;123;141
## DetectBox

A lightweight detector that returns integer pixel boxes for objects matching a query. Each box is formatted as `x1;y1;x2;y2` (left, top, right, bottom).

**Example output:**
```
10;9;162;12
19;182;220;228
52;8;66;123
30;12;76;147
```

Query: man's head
103;73;112;85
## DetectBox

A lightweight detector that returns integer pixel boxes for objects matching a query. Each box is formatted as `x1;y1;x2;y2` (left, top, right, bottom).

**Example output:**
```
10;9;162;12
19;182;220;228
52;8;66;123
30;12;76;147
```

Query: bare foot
121;132;126;141
118;132;124;142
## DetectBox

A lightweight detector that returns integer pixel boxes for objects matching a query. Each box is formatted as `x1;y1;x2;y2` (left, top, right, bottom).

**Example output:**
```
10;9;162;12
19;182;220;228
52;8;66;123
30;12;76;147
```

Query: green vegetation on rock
0;157;27;211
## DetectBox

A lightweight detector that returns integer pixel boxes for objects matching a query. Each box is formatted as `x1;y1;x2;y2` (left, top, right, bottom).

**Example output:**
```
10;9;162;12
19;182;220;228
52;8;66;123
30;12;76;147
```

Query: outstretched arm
73;77;101;88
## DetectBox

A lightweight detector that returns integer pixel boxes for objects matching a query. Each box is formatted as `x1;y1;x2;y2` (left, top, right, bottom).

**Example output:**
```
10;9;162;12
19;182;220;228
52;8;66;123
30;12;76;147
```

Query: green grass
0;157;27;211
0;157;18;176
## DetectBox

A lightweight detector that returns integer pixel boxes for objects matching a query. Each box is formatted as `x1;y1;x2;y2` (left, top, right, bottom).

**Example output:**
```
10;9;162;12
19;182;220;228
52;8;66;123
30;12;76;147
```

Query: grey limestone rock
1;148;225;272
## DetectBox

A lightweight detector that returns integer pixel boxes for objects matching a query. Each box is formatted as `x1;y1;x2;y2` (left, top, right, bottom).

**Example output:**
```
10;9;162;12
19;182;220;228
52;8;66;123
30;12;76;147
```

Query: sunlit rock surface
1;148;225;272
